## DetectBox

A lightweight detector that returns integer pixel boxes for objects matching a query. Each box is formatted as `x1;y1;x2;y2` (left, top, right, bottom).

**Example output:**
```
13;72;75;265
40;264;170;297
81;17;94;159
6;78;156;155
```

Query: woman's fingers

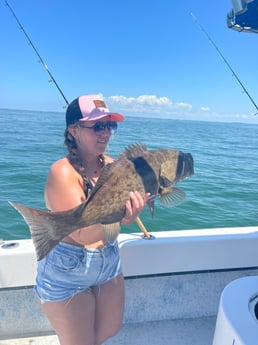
121;191;150;225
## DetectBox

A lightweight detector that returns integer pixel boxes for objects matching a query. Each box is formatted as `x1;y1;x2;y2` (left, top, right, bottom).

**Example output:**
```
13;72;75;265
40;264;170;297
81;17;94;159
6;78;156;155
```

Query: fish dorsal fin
118;143;148;160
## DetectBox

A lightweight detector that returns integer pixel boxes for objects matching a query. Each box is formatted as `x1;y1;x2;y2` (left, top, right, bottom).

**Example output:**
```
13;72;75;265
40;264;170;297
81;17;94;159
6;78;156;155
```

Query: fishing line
190;12;258;115
4;0;69;106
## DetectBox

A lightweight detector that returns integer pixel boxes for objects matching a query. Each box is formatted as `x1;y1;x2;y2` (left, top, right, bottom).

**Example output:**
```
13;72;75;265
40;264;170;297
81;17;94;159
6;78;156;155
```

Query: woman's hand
121;191;150;225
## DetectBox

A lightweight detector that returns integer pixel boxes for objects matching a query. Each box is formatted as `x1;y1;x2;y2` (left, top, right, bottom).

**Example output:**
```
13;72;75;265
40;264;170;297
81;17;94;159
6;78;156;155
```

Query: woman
34;94;149;345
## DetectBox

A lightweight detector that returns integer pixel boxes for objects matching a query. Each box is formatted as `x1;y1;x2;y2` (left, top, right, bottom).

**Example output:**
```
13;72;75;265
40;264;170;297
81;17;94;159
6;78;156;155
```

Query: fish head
159;151;194;187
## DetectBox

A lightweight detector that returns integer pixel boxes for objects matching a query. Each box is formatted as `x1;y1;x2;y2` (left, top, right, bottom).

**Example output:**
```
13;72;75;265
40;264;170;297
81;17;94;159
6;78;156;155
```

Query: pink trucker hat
66;94;124;127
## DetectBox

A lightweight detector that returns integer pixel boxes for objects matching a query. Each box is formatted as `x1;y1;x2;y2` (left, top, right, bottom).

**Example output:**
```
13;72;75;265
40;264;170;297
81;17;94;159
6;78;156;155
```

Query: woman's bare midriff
61;224;107;249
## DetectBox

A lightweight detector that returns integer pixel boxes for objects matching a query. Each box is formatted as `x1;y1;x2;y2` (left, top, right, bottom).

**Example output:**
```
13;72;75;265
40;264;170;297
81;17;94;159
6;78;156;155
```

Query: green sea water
1;108;257;240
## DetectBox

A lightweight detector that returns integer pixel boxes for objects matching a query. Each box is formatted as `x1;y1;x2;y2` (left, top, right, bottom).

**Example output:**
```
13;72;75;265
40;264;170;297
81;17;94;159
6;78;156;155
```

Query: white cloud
108;95;172;107
175;102;192;110
106;94;192;116
200;106;210;112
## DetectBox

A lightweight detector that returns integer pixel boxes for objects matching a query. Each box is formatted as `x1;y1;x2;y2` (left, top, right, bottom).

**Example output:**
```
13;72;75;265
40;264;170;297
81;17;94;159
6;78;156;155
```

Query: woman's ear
68;125;77;139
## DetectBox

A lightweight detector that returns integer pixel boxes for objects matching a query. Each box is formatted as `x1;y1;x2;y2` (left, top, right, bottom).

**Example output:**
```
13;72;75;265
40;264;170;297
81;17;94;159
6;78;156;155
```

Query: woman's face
69;116;116;157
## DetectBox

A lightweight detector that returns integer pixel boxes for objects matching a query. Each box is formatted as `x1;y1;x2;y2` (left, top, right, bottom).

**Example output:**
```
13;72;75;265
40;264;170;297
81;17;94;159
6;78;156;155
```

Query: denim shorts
34;241;122;303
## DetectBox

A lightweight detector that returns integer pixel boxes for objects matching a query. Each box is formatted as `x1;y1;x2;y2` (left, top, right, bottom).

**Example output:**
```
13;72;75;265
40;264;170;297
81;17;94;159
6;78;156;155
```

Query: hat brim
79;112;124;122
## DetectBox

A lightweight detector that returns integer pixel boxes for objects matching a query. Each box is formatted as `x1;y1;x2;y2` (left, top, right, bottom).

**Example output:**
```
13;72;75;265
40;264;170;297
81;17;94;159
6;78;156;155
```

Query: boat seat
212;276;258;345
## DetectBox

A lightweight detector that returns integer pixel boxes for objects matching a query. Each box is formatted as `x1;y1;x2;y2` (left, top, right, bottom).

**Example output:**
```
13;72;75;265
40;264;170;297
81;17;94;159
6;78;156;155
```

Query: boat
1;2;258;344
227;0;258;33
1;226;258;344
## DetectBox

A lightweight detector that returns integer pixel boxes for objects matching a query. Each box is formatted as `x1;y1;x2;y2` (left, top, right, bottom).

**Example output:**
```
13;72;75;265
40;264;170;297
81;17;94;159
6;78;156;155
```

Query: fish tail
9;201;59;261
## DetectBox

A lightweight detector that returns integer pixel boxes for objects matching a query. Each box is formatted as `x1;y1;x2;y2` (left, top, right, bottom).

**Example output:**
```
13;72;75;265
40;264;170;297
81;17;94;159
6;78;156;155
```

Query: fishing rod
4;0;69;106
190;12;258;115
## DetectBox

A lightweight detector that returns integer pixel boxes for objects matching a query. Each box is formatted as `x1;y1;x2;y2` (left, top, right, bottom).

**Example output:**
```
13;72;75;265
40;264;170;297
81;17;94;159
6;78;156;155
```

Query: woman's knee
95;323;122;345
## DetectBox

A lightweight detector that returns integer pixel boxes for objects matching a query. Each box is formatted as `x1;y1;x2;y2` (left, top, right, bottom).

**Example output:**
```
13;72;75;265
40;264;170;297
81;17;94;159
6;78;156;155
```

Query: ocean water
1;108;257;241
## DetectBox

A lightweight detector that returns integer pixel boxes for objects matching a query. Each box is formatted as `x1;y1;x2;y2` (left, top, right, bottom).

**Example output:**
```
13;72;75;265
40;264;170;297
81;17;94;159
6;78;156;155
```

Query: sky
1;0;258;124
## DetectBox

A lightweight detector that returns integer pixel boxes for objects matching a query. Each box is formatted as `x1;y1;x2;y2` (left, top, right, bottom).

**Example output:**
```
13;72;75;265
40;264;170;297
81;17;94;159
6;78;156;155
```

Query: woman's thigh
42;290;96;345
41;274;124;345
93;273;125;344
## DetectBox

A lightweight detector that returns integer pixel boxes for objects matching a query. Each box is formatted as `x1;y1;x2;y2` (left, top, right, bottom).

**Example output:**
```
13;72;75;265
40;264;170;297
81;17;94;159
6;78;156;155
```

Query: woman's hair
64;128;105;193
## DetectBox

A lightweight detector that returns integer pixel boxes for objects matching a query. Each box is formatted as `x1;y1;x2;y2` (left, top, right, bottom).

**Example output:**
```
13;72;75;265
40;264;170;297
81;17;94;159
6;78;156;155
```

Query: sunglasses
78;121;118;134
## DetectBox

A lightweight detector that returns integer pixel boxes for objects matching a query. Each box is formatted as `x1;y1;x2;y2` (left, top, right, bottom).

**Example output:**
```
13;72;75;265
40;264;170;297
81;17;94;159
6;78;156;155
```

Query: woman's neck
81;154;103;178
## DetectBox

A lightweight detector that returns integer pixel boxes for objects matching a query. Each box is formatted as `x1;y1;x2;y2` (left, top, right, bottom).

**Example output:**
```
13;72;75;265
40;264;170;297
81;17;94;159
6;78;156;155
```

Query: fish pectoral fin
160;187;186;207
102;222;121;244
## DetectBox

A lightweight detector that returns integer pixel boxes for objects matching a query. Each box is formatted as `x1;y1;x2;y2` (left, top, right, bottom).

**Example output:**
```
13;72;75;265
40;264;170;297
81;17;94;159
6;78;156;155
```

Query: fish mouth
175;152;194;182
